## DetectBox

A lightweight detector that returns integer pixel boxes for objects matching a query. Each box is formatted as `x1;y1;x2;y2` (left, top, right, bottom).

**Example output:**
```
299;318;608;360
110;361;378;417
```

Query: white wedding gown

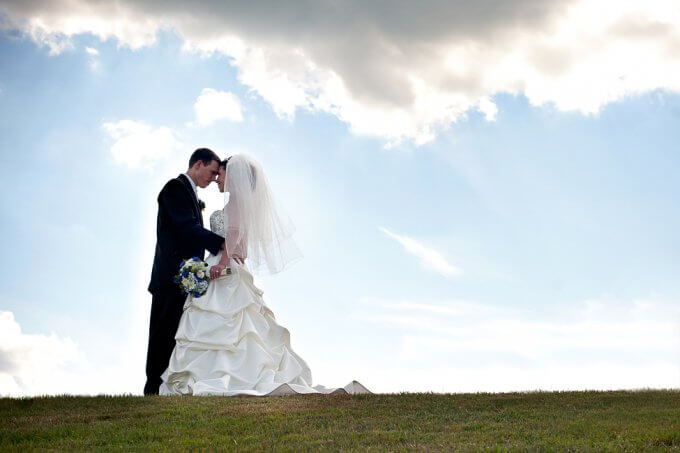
159;210;370;396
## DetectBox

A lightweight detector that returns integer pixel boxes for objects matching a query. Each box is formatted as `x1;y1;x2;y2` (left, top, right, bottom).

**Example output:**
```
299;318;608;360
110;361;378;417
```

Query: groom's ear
189;160;204;172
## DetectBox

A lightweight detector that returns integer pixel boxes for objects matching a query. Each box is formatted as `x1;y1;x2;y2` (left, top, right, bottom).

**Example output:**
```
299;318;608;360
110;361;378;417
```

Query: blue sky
1;2;679;395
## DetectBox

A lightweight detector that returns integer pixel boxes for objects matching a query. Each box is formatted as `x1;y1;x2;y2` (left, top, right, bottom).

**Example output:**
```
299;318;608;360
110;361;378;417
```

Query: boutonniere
198;199;206;211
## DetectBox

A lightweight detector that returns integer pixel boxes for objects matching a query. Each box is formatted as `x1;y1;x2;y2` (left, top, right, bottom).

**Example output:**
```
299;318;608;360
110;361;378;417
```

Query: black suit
144;174;224;395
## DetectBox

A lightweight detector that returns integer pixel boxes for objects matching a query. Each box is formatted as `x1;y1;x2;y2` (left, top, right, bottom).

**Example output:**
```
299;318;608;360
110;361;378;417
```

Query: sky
0;0;679;396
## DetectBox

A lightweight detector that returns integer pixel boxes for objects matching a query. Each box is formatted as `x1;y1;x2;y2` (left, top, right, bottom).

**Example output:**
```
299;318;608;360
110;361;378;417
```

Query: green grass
1;390;679;451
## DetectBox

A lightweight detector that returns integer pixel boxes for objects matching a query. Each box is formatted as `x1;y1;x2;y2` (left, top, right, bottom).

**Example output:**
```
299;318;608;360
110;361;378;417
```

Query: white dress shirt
184;173;198;196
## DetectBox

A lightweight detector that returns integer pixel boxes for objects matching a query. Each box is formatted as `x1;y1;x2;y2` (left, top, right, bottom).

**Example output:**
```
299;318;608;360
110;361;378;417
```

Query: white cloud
2;1;680;143
0;311;88;396
352;296;680;392
102;119;182;169
84;46;101;72
193;88;244;126
0;311;145;397
380;227;461;278
477;96;498;122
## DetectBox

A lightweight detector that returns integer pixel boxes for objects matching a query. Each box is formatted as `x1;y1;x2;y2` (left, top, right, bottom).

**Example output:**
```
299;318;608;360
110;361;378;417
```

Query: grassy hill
1;390;679;451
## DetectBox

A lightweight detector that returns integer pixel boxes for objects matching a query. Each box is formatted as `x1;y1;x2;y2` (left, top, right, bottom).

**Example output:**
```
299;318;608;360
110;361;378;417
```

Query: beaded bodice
209;210;225;238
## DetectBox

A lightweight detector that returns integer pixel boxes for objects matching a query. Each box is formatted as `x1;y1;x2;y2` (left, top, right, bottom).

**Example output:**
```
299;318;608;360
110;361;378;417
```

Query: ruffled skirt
160;254;370;396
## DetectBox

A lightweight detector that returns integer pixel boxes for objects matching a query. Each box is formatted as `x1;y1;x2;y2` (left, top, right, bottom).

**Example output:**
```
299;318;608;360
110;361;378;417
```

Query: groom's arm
159;180;223;255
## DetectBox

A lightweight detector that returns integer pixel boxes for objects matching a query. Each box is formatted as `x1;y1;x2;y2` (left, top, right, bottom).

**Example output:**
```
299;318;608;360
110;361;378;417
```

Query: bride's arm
209;238;231;279
223;226;247;264
209;230;246;278
217;235;240;265
225;198;247;264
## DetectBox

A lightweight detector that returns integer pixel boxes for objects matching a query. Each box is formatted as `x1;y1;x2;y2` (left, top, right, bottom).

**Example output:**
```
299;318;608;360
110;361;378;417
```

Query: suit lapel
178;174;203;226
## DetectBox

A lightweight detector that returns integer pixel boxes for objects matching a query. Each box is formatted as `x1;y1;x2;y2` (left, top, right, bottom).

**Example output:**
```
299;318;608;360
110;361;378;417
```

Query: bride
160;154;370;396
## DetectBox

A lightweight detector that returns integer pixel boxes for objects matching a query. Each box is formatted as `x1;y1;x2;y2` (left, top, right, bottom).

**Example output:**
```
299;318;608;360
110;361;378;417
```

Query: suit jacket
148;174;224;293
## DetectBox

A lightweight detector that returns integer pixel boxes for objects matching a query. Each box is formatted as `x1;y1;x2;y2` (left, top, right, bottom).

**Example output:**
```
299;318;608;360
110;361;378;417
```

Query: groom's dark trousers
144;174;223;395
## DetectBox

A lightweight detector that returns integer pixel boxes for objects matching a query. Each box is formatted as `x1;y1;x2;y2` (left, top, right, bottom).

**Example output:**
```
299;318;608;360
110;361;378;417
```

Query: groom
144;148;225;395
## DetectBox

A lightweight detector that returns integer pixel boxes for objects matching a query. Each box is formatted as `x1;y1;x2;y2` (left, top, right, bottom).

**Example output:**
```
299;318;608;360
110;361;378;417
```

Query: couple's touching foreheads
145;148;370;396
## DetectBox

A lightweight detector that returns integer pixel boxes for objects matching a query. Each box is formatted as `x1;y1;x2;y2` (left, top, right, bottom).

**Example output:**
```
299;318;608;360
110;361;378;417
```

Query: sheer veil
223;154;301;274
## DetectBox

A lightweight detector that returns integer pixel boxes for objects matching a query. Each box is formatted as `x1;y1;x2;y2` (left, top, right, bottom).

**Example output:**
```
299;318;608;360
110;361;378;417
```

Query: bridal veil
223;154;301;274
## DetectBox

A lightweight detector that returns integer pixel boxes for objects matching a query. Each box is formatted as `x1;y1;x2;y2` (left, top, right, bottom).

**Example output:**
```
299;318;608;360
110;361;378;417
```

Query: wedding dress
159;209;370;396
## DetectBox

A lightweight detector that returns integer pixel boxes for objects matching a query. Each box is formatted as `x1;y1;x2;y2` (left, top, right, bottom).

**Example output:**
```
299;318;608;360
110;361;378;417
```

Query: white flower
197;270;205;278
181;277;196;290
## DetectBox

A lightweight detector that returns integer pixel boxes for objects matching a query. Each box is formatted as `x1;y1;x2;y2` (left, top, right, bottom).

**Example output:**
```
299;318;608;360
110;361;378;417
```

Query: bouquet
174;257;210;298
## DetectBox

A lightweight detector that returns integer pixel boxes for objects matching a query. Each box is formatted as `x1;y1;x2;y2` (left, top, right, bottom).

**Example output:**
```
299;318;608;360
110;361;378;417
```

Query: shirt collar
184;173;198;195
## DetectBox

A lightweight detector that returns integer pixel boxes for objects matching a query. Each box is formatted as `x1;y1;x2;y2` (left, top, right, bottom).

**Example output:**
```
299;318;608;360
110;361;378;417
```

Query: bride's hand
209;264;226;279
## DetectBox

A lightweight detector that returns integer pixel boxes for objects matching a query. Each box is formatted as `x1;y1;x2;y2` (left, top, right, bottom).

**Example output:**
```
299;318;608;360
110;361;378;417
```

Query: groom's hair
189;148;220;168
